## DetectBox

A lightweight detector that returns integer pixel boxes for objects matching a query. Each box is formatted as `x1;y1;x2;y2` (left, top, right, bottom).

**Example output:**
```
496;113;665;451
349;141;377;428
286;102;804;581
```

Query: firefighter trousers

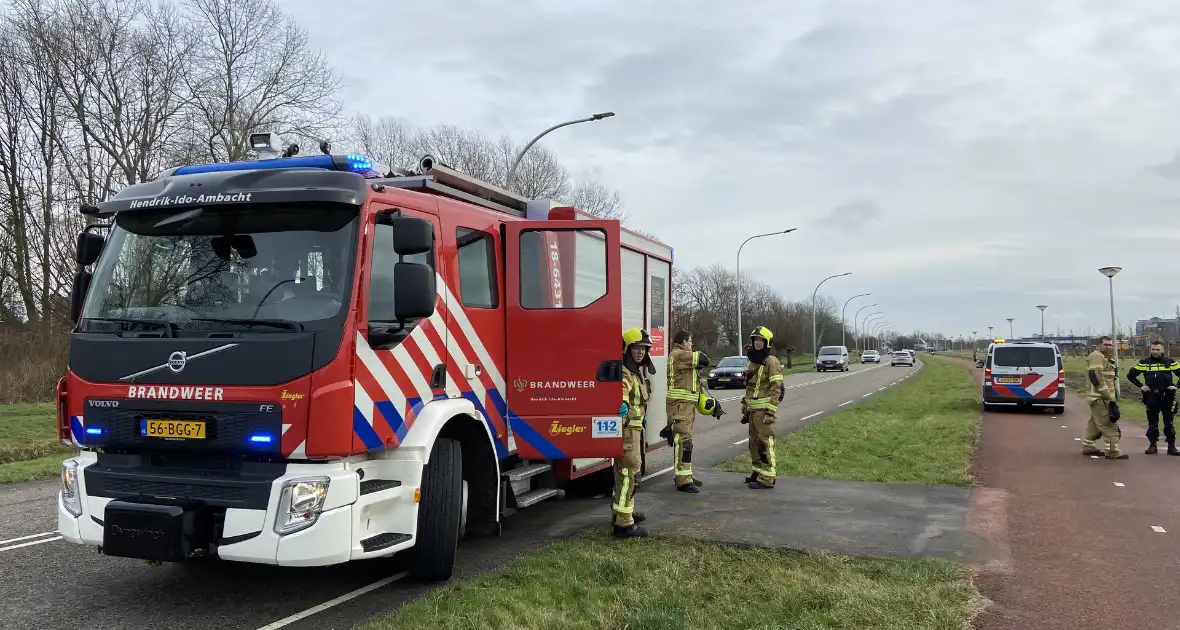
747;410;777;485
1082;400;1123;458
668;401;696;486
1144;392;1176;445
611;426;643;527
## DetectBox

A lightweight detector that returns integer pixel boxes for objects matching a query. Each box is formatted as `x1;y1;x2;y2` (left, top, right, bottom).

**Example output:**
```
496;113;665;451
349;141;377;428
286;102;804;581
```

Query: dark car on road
707;355;750;389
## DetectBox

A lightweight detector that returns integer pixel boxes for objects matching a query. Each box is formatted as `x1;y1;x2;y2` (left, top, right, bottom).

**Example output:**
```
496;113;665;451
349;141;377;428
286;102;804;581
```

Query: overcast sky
288;0;1180;340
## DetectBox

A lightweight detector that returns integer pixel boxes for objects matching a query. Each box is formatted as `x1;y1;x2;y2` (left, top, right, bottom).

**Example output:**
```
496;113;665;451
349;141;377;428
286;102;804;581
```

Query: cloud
282;0;1180;337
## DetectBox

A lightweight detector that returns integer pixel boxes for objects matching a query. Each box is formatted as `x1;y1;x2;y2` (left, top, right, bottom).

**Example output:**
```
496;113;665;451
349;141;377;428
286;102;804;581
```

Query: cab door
504;220;623;460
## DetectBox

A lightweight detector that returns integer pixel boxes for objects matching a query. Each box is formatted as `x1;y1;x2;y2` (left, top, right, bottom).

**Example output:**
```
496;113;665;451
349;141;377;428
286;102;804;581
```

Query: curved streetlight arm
867;322;888;351
736;228;797;346
811;272;851;357
853;303;878;351
861;312;883;352
841;293;872;350
506;112;615;189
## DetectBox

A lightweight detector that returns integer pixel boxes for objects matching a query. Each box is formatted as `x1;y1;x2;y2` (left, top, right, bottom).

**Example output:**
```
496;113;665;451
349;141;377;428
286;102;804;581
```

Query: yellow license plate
141;419;206;439
995;377;1021;384
719;377;731;382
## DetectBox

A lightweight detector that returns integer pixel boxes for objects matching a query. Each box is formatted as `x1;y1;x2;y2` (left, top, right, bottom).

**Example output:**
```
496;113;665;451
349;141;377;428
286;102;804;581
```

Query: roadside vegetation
0;403;69;484
718;356;978;486
1061;356;1147;423
364;533;982;630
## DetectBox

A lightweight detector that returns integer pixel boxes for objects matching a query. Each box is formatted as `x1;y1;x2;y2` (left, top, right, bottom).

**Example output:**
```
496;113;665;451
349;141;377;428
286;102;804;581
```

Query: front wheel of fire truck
408;437;464;582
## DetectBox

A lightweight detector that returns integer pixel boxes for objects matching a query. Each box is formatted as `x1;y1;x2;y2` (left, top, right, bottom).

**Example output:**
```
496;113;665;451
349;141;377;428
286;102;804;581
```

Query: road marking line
0;536;62;552
1061;425;1067;428
878;387;887;391
1090;455;1099;459
256;573;408;630
0;531;57;545
646;466;674;478
1073;437;1081;441
1152;526;1166;533
862;393;872;398
801;412;823;421
734;438;749;445
838;400;853;407
1114;482;1125;487
1052;416;1059;419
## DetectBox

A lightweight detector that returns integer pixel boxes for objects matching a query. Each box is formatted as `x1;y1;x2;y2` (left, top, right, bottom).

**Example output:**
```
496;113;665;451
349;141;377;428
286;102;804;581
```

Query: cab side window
456;227;498;308
369;222;433;324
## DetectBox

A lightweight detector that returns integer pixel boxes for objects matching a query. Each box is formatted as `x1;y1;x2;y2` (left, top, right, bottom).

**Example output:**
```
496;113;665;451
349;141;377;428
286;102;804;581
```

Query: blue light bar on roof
172;154;379;177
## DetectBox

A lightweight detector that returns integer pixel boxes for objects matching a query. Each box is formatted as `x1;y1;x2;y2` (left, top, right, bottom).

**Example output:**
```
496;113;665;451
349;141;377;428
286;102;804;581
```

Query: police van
981;340;1065;413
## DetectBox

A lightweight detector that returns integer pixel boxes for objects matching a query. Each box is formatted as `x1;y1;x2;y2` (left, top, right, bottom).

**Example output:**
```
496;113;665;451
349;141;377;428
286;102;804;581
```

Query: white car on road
861;350;880;363
891;350;915;367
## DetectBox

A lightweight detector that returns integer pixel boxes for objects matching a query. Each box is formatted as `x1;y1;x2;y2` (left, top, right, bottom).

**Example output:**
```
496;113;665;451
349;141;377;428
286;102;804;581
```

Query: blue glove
619;402;629;416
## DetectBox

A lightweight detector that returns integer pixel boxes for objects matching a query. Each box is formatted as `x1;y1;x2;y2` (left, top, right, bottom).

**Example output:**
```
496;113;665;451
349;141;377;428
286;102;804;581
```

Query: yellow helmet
750;326;774;345
622;327;653;350
697;393;724;418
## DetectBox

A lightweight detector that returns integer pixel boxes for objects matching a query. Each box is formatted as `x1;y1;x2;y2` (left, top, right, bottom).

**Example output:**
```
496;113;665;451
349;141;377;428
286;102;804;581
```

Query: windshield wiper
83;317;176;337
188;317;304;332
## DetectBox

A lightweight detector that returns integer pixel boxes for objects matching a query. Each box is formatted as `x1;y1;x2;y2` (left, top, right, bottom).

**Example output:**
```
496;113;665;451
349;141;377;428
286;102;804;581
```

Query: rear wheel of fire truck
408;437;464;582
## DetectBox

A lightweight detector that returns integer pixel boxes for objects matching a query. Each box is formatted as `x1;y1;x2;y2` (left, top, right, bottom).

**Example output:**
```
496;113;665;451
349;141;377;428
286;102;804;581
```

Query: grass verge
717;356;978;485
362;532;982;630
1061;356;1147;424
0;403;72;484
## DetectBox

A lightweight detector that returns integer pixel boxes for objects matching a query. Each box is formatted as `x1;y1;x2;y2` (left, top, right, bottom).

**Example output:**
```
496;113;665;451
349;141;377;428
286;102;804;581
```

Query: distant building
1136;317;1180;343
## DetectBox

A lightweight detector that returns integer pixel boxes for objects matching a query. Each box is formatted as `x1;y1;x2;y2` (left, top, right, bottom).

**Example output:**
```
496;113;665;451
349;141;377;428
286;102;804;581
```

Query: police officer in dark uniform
1127;340;1180;455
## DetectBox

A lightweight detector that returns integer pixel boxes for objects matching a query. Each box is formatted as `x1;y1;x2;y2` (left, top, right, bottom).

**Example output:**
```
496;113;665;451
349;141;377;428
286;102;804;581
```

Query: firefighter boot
1146;442;1158;455
613;523;649;538
677;482;700;493
1168;443;1180;456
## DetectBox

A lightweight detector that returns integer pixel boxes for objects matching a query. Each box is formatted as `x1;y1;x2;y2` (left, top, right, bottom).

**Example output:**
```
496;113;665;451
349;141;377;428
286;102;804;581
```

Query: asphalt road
0;359;919;630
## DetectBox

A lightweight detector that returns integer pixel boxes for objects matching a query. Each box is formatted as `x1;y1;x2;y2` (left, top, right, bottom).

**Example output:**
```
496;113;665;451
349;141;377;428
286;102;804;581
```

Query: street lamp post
736;229;797;347
871;322;888;351
987;325;993;341
863;313;883;350
972;331;978;357
841;293;872;350
1006;318;1015;338
853;303;878;352
1036;305;1048;338
1099;267;1122;399
812;273;852;358
505;112;616;189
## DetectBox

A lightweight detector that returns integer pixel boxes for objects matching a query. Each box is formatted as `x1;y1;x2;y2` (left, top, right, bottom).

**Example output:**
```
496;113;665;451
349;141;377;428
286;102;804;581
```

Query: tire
408;438;464;582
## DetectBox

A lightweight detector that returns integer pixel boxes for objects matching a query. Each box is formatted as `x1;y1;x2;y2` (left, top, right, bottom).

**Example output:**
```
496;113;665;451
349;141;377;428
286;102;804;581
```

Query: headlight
274;476;330;535
709;371;716;378
61;459;82;517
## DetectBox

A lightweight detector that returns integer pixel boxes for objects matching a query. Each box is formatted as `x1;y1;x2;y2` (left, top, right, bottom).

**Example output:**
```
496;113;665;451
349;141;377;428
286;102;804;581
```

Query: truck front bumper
57;451;421;566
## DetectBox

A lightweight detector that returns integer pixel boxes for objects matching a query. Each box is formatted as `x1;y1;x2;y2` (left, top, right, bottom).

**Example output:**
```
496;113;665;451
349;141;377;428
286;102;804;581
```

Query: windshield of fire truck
79;204;358;334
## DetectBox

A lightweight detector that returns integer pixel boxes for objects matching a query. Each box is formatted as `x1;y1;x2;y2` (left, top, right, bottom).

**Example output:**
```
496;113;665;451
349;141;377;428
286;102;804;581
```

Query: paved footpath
969;360;1180;629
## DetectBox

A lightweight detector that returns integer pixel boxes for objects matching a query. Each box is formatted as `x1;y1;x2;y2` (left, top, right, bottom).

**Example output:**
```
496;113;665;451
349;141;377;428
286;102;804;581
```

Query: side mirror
69;271;92;323
75;232;105;266
390;216;433;256
393;262;436;320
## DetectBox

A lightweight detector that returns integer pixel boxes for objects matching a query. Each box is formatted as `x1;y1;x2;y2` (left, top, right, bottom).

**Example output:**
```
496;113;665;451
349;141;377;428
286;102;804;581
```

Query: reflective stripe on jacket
744;355;784;414
622;367;650;428
667;347;703;402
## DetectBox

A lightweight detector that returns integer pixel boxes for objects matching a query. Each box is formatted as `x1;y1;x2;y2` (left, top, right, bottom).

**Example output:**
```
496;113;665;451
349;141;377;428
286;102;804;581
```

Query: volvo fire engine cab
55;133;674;582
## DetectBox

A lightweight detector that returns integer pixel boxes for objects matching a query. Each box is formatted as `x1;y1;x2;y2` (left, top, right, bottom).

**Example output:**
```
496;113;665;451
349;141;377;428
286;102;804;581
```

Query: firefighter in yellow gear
613;327;653;537
665;330;710;492
741;326;784;489
1081;335;1127;459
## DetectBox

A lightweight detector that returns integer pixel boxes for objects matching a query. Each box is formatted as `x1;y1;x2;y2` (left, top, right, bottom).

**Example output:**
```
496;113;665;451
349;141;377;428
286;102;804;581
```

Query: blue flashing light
85;427;104;436
172;154;379;177
248;433;274;444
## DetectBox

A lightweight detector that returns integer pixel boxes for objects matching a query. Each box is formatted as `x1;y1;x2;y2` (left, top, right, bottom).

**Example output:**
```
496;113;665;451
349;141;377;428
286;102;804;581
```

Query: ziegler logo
549;421;586;437
280;390;305;401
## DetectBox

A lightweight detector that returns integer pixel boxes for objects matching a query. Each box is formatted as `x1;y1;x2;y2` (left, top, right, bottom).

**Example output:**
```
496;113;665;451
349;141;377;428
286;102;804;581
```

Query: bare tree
563;179;626;221
181;0;344;162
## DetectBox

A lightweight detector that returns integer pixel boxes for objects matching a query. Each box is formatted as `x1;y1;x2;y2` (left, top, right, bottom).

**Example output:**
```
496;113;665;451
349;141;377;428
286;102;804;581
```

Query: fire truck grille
83;400;283;454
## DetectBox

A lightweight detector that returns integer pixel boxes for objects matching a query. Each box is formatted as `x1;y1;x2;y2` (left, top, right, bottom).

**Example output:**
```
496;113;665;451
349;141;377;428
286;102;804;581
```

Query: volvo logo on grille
167;351;187;374
88;399;119;408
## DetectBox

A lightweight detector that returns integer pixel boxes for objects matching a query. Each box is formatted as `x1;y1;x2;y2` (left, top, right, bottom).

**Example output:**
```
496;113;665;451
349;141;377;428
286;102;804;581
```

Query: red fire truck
55;136;673;581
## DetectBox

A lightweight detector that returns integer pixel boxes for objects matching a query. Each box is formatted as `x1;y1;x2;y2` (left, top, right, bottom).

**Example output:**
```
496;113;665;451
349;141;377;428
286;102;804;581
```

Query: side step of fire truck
500;461;563;518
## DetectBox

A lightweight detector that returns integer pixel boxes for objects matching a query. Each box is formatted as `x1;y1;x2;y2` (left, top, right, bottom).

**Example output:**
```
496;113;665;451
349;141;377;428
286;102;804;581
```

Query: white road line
878;387;887;391
838;400;853;407
1152;526;1167;533
800;412;823;421
646;466;674;479
1114;482;1125;487
1090;455;1099;459
1073;437;1081;441
1061;425;1067;428
256;573;408;630
734;438;749;445
1052;416;1059;419
0;536;62;552
862;393;872;398
0;531;56;545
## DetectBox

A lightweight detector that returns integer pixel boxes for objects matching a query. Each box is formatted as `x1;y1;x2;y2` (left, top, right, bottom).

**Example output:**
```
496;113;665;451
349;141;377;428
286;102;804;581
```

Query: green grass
0;403;72;484
1061;356;1147;424
717;356;979;486
362;533;983;630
